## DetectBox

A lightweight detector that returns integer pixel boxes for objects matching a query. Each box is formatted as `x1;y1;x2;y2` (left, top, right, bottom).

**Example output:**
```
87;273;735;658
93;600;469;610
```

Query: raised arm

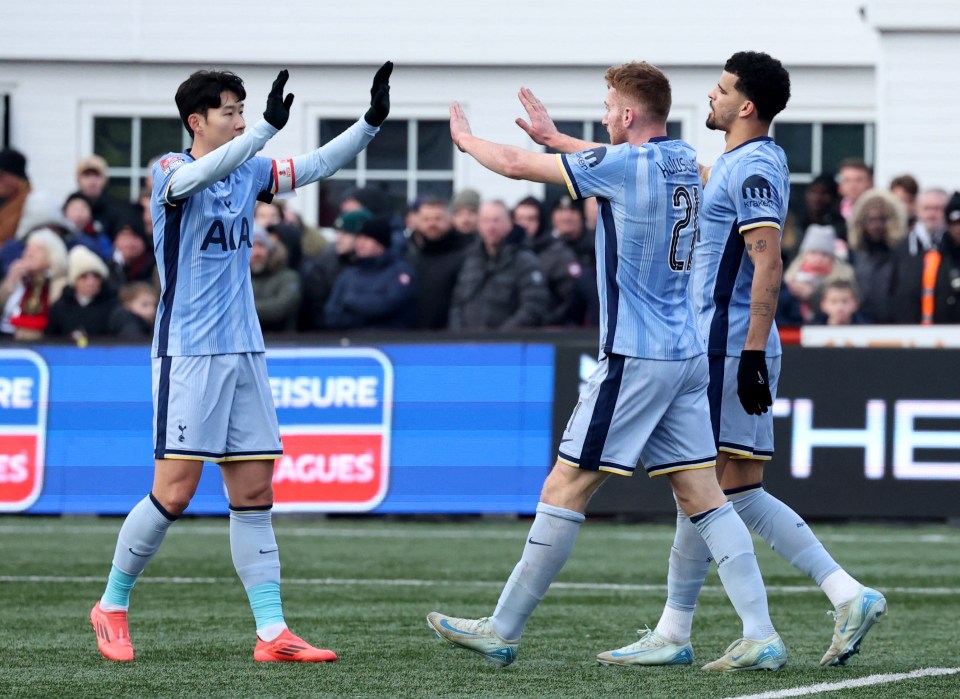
271;62;393;191
515;87;599;154
450;102;564;185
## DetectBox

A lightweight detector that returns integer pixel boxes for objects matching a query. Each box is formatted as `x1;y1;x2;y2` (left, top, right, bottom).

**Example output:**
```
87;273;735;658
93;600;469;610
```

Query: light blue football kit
555;138;716;476
150;117;379;461
691;136;789;457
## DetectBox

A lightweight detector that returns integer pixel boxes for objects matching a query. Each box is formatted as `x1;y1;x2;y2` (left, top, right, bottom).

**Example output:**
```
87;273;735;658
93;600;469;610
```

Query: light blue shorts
557;353;717;477
708;354;782;460
152;353;282;462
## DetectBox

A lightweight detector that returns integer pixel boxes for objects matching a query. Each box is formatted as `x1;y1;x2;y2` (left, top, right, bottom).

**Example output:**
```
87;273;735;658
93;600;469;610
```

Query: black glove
263;70;295;130
737;350;772;415
364;61;393;127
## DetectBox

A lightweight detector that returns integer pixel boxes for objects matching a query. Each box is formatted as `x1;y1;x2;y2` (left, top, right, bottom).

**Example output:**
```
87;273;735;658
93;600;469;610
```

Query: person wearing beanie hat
70;154;132;240
356;215;394;252
250;224;301;332
0;148;31;244
323;216;415;330
46;245;119;339
798;223;839;257
451;188;481;237
334;208;373;234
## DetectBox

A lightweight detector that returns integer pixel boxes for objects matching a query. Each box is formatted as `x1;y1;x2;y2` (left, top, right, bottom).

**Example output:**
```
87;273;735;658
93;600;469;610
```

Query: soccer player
599;52;886;668
427;61;787;672
89;62;393;663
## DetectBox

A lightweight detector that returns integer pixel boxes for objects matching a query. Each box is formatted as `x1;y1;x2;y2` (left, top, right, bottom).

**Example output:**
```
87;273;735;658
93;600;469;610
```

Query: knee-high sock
230;506;286;641
655;507;713;644
100;493;177;611
492;502;585;641
692;501;776;641
728;484;860;607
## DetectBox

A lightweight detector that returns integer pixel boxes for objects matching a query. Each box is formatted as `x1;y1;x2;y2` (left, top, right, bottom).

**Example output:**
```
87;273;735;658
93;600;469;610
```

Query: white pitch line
0;523;956;546
0;575;958;596
721;667;960;699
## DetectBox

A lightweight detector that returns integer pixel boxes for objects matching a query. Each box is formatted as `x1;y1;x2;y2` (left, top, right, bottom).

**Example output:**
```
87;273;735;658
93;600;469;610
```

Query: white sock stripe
720;667;960;699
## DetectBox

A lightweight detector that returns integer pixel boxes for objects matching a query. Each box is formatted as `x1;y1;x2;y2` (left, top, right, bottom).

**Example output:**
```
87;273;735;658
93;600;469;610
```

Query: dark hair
724;51;791;123
838;157;873;178
890;173;919;198
605;62;671;123
809;173;839;199
62;192;92;213
175;70;246;138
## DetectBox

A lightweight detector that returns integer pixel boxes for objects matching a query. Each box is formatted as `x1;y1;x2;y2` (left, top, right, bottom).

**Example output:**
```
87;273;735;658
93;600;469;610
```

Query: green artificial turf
1;517;958;698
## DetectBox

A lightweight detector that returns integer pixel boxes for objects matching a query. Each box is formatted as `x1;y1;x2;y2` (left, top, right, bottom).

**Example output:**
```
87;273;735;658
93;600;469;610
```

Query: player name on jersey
0;351;48;512
267;349;393;512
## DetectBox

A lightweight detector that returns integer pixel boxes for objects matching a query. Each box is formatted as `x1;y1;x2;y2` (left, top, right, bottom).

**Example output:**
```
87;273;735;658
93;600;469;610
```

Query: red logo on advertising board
0;350;48;512
267;349;392;513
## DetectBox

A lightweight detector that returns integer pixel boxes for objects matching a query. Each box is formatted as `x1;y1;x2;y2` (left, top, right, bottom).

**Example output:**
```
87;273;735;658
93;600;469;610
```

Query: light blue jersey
558;138;704;360
151;152;273;356
692;136;789;358
149;117;377;358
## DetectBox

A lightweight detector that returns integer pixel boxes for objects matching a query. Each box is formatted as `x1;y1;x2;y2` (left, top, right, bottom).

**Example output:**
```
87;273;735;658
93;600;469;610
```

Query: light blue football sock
727;484;858;606
656;507;712;643
692;501;776;641
492;502;585;641
230;506;285;638
101;493;177;611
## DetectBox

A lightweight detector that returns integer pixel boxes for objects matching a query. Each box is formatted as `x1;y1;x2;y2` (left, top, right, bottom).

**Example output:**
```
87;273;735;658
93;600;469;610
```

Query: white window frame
770;107;875;186
303;102;455;227
80;101;189;203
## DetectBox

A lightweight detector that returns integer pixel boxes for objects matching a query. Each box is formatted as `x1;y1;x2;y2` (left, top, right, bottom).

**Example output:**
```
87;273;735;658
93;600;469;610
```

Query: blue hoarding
9;343;553;515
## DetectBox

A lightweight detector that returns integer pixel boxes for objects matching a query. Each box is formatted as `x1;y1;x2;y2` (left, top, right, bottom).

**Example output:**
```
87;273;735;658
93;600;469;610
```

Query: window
93;116;189;203
316;118;454;226
771;122;875;218
543;119;683;211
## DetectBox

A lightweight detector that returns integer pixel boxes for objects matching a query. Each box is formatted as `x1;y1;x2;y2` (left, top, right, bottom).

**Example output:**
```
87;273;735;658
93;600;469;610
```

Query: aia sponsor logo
267;349;392;512
0;350;49;512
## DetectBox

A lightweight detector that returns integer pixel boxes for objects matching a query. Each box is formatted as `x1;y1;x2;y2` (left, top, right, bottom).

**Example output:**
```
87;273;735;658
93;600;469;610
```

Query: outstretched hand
364;61;393;127
515;87;559;146
449;102;473;152
263;70;295;130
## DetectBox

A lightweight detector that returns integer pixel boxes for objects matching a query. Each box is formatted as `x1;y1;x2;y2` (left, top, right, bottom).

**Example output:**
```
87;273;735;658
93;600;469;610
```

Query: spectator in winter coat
513;196;583;325
0;228;69;339
846;188;908;323
324;216;415;330
109;281;158;339
448;200;548;330
250;225;301;332
46;245;120;339
299;208;369;330
406;197;474;329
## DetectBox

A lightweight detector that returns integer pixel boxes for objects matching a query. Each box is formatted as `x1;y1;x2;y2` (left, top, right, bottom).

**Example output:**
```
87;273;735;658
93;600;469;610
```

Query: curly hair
724;52;791;123
847;188;908;250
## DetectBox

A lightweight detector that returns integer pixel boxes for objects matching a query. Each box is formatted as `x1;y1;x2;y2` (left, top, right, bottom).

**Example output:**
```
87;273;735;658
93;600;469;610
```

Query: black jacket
46;286;120;337
406;230;476;329
323;251;416;330
529;230;583;325
448;241;549;330
301;248;352;330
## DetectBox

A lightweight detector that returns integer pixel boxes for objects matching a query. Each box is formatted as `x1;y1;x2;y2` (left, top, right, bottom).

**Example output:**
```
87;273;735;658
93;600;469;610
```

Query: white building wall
0;0;906;224
1;1;877;67
869;1;960;191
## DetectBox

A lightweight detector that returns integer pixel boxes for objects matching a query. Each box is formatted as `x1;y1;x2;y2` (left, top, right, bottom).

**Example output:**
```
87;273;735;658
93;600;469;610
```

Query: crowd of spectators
0;146;957;344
